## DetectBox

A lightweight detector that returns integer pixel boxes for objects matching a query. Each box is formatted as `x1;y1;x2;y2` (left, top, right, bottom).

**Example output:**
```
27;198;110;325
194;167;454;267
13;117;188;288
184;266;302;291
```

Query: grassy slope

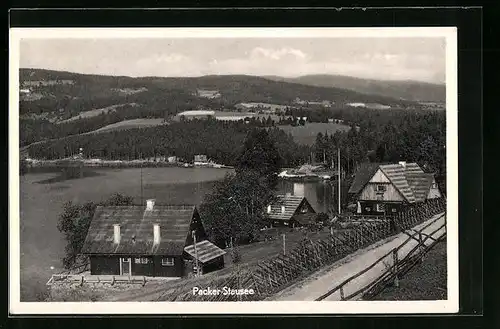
276;123;351;146
93;118;167;133
369;240;447;300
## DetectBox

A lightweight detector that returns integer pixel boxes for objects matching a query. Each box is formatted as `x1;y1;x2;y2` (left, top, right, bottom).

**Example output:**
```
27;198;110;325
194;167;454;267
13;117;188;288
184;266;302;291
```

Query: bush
231;248;242;264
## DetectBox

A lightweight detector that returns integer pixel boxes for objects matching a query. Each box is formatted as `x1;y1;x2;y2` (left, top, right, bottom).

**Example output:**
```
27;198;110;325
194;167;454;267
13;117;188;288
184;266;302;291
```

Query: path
273;213;446;301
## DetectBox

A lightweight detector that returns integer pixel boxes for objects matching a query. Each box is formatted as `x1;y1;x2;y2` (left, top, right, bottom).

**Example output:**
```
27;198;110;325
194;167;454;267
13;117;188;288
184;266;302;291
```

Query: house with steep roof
348;161;442;215
81;200;225;277
266;195;317;227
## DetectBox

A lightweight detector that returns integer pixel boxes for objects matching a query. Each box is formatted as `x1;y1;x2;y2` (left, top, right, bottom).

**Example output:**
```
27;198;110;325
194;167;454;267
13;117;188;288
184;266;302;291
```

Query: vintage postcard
9;27;458;314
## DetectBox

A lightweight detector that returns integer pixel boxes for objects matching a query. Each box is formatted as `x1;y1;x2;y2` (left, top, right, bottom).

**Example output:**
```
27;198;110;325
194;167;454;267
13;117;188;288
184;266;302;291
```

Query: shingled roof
348;163;381;194
81;205;197;256
406;172;435;202
349;162;434;203
379;164;417;203
184;240;226;264
267;195;312;221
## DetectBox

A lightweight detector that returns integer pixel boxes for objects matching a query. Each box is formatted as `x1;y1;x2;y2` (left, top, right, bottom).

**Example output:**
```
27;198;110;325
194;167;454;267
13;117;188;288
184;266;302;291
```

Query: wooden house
80;200;225;278
266;195;317;227
348;162;442;215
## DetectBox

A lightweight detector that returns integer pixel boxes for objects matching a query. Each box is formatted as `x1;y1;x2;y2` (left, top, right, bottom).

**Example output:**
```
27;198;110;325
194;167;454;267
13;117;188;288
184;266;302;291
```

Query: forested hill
19;68;414;116
264;74;446;103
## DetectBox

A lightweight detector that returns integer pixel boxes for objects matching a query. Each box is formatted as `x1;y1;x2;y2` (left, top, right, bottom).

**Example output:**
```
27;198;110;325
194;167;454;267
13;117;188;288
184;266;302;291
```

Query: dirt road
273;213;446;301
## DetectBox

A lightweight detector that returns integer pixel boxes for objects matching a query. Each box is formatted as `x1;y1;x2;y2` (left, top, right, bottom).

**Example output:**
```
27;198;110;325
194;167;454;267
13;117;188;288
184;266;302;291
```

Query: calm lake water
19;166;336;300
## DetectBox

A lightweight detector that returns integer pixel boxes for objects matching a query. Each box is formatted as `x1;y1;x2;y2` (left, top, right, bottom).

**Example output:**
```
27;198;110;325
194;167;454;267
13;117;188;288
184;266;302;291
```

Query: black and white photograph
9;27;458;314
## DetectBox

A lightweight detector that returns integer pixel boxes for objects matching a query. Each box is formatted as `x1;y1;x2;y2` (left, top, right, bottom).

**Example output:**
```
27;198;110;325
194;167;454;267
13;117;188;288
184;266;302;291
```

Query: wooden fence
157;198;446;301
315;212;446;301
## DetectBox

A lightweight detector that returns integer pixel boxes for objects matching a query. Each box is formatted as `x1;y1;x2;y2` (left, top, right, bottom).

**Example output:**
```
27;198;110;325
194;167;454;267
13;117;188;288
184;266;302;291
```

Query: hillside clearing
57;103;140;124
276;123;351;146
93;118;167;133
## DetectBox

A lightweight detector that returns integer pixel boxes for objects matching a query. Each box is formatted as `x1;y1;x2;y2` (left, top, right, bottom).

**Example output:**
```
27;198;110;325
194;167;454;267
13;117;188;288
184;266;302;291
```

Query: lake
19;166;337;301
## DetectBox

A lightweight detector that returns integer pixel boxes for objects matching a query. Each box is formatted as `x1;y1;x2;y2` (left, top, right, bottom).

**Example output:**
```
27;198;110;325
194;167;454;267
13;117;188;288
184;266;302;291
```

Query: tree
57;193;133;269
236;128;282;189
200;175;250;246
199;171;276;247
375;144;386;162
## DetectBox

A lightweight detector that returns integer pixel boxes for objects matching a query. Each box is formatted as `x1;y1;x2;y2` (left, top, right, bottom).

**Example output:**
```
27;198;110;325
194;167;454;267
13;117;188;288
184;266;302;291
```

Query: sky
20;37;446;84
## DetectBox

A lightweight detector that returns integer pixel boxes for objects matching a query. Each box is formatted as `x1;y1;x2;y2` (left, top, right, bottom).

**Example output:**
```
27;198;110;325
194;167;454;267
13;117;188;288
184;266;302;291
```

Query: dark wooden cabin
266;195;317;228
80;200;225;278
348;162;442;215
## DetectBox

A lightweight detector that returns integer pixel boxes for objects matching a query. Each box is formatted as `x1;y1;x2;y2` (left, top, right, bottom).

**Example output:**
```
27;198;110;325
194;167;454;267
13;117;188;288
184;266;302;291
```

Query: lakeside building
348;162;442;215
81;200;225;277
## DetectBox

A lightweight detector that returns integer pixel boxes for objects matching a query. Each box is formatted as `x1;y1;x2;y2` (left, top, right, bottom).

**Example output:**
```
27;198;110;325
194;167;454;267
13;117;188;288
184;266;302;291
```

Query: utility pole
140;165;144;206
192;230;199;277
338;148;341;215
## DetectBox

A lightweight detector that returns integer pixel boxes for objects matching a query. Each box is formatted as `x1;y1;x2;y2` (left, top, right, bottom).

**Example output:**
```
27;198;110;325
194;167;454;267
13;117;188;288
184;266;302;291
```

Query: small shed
266;195;316;227
184;240;226;275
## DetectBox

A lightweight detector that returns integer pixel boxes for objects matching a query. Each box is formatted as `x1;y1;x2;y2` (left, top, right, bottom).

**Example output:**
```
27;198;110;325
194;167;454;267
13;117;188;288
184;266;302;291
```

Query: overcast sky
20;37;446;84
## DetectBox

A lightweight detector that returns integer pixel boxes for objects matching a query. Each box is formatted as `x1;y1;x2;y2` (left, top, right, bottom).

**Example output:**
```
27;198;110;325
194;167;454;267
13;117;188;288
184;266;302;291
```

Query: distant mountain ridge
263;74;446;103
19;68;415;107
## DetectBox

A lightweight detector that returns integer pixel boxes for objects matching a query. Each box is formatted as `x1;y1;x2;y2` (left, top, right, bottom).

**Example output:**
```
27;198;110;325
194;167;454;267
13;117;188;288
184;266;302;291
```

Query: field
57;103;140;123
277;122;351;145
93;118;167;133
19;166;232;301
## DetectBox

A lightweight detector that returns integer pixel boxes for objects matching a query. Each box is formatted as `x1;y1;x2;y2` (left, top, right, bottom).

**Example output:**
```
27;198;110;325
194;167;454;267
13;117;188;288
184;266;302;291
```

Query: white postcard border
9;27;458;315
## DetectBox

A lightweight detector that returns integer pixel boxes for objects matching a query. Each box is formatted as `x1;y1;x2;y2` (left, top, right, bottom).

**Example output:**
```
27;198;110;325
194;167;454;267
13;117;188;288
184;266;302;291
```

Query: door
120;257;131;276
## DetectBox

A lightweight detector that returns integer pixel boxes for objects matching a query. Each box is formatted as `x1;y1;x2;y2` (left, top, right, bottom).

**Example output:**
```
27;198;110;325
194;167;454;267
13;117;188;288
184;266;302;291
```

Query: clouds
249;47;308;60
19;38;446;83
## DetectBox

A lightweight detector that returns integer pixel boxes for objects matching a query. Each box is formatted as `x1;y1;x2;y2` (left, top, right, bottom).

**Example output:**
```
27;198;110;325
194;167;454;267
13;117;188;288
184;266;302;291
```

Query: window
431;183;438;189
162;257;175;266
392;208;397;213
376;203;385;212
376;184;387;192
365;207;371;211
135;257;149;264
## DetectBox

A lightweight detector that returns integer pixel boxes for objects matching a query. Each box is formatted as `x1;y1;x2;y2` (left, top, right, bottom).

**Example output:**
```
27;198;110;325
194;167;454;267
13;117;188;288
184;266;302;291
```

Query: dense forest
26;119;311;168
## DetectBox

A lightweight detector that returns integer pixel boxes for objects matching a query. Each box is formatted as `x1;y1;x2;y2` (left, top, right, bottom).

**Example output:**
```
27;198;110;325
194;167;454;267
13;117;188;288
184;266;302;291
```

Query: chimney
113;224;121;244
153;224;160;245
398;161;406;168
267;205;271;213
146;199;155;211
281;206;286;214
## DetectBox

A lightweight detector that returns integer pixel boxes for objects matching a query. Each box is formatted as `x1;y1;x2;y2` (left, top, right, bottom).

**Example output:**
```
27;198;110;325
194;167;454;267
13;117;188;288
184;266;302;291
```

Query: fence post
392;250;399;288
419;232;425;262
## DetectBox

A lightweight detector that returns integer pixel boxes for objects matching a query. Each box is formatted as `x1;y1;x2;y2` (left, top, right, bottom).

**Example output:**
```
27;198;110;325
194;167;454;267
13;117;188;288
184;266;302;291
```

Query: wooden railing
315;213;446;301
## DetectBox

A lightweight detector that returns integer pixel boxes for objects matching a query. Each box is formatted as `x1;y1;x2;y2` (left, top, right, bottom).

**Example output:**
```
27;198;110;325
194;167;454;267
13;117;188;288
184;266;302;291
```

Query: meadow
57;103;140;123
277;122;351;146
93;118;167;133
